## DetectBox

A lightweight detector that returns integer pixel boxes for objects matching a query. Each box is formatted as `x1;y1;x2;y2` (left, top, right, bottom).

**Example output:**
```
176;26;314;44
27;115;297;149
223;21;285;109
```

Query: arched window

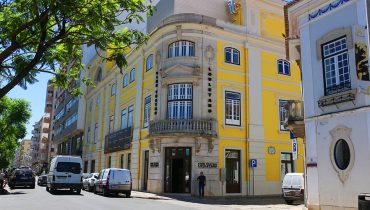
94;67;103;83
123;74;128;87
277;59;291;76
225;47;240;65
168;41;195;58
130;68;136;83
146;54;153;71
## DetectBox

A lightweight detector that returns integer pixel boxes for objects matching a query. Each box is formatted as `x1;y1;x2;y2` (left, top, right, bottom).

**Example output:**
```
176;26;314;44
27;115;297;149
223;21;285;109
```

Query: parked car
282;173;304;204
46;156;83;194
94;168;131;197
83;173;99;192
8;168;35;189
38;175;47;186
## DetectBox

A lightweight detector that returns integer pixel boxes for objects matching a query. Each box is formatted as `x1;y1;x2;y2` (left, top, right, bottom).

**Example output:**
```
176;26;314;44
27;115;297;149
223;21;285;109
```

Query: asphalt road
1;184;304;210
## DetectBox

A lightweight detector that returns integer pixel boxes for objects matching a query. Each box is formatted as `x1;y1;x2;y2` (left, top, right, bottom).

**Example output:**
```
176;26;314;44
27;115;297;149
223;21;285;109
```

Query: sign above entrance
150;162;159;168
250;159;257;168
198;162;218;168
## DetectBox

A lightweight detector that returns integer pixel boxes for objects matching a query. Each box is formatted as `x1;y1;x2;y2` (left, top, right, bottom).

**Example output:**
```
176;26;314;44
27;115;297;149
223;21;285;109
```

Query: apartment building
13;139;32;168
286;0;370;209
30;113;51;173
82;0;304;196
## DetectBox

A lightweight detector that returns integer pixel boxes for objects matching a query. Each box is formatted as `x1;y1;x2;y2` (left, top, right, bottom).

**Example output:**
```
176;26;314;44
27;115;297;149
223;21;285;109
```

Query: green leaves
0;96;31;168
0;0;153;98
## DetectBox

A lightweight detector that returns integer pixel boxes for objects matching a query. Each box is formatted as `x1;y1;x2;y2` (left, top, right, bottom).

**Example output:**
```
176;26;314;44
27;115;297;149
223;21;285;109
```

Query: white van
46;156;83;194
282;173;304;204
94;168;132;197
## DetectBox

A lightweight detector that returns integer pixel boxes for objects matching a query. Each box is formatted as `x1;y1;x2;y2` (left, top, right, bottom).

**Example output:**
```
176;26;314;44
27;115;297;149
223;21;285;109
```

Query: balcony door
167;84;193;119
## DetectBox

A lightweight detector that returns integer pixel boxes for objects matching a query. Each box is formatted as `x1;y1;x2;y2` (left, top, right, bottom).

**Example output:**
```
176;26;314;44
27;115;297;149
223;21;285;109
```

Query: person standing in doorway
197;171;206;198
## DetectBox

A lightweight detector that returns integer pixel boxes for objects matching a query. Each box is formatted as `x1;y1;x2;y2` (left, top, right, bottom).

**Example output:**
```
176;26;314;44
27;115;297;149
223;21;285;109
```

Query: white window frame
121;108;127;129
123;74;128;87
225;91;241;126
322;37;350;95
167;84;193;119
128;105;134;127
277;59;291;76
130;68;136;83
146;54;153;71
168;41;195;58
143;96;151;128
225;47;240;65
279;100;288;131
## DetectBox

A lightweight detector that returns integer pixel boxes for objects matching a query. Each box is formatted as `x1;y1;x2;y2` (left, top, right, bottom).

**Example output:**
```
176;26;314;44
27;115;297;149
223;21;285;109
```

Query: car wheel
46;186;49;192
102;188;109;197
94;186;97;194
285;199;294;205
50;188;55;194
89;185;93;192
31;184;35;189
76;189;81;195
126;191;131;198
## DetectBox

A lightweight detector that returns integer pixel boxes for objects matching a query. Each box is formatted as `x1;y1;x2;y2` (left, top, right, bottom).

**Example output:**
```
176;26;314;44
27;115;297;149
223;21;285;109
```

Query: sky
8;73;53;140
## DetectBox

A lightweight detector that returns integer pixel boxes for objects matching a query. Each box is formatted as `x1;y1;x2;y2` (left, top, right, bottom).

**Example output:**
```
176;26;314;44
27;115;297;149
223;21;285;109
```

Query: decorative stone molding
195;137;201;153
176;25;182;40
155;138;161;153
156;50;161;68
205;45;215;63
207;138;214;153
149;139;155;153
329;126;355;183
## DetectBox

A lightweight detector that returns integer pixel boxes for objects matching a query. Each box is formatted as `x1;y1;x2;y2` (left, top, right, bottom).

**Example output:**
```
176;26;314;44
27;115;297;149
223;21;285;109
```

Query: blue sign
250;159;257;168
290;131;296;140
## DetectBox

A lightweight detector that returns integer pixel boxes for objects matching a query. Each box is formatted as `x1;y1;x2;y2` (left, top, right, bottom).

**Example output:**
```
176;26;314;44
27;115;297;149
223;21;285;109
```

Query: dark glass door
164;147;191;193
144;151;149;191
226;150;241;193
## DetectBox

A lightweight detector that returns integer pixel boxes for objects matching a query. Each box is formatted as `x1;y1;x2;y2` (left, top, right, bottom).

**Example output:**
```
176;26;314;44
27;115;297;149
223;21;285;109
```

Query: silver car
94;168;132;197
82;173;99;192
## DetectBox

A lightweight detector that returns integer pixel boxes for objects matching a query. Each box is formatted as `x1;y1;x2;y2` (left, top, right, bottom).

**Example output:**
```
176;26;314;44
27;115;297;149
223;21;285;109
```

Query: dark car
8;168;35;189
38;175;47;186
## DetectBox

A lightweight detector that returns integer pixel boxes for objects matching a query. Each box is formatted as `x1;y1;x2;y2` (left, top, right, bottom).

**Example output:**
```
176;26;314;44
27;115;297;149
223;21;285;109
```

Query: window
128;105;134;127
225;47;240;65
120;154;124;168
123;74;128;87
168;41;195;58
84;161;88;173
90;160;95;173
225;92;241;126
130;68;136;83
167;84;193;119
279;100;288;131
334;139;350;170
127;153;131;170
107;156;111;168
322;37;350;95
121;108;127;129
56;162;81;174
65;113;78;127
66;98;77;110
143;96;151;128
55;108;65;121
111;83;116;96
146;54;153;71
87;127;90;143
278;59;291;76
95;67;103;83
94;123;98;144
109;115;114;134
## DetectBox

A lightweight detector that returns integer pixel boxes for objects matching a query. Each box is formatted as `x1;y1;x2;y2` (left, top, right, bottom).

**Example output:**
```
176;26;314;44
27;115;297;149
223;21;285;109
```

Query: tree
0;96;31;169
0;0;153;98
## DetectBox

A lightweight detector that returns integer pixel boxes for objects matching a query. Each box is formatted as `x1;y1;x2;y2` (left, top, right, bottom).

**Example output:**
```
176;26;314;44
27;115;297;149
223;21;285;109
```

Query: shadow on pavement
158;194;304;206
48;190;84;196
0;189;27;195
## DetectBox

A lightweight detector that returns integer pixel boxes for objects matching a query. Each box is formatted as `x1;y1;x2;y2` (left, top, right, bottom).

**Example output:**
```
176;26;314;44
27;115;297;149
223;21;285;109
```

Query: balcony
104;127;133;154
149;119;217;138
44;117;51;124
284;101;305;138
43;128;50;133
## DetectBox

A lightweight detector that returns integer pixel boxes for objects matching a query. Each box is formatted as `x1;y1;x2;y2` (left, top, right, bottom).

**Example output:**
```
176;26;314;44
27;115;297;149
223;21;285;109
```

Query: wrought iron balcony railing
104;127;132;154
149;119;217;137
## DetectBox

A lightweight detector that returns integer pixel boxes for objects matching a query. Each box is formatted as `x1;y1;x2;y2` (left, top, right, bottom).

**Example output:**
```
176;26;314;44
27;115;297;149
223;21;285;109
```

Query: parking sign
250;159;257;168
292;138;298;160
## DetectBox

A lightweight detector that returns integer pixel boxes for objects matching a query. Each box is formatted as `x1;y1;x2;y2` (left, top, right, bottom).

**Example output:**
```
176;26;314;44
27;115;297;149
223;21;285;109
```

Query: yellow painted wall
260;10;285;42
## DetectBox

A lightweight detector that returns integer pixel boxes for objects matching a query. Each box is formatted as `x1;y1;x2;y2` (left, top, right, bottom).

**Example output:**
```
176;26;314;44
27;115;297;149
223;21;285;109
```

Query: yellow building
82;0;304;196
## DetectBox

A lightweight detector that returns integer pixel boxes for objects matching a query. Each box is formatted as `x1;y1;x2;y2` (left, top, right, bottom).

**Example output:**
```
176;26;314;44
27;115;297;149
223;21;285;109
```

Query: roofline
285;0;302;9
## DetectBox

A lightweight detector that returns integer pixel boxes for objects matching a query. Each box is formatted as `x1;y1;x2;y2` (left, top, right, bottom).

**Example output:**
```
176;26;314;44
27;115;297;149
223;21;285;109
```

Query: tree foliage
0;0;153;98
0;96;31;169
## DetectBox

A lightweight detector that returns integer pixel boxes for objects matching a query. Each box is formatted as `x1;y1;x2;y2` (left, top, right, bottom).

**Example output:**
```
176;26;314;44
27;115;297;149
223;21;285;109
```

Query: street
1;184;304;210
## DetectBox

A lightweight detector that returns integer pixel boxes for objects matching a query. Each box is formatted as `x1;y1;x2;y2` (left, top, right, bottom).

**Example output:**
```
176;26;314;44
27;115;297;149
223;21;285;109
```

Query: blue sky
8;73;53;140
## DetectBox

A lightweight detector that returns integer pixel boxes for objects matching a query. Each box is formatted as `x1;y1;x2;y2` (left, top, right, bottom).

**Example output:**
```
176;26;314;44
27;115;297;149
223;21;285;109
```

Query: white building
286;0;370;209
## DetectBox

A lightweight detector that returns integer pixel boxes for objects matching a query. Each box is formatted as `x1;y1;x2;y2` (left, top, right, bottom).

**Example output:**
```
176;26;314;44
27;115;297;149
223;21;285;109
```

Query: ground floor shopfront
135;137;304;196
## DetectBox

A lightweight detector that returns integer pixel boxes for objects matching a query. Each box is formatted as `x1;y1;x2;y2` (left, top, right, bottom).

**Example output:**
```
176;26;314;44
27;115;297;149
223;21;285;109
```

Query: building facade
30;113;51;173
13;139;32;168
52;74;86;157
82;0;304;196
286;0;370;209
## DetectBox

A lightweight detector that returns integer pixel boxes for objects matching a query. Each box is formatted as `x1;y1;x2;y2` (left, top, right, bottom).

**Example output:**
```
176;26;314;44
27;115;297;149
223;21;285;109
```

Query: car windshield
56;162;81;174
15;169;32;177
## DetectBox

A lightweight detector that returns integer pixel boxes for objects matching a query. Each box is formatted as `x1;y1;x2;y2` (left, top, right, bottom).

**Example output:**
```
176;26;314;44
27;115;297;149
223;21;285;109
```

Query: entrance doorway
143;151;149;191
280;152;294;182
164;147;191;193
225;150;241;193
